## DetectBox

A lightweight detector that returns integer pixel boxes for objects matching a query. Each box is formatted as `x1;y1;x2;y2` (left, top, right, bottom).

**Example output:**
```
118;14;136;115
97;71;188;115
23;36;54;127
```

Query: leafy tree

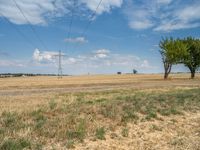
182;37;200;79
133;69;137;74
159;37;188;79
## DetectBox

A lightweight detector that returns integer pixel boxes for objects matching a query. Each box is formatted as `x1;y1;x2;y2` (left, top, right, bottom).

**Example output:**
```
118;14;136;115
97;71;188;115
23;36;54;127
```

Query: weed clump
66;119;86;142
1;112;19;128
159;107;182;116
121;105;139;123
49;99;57;110
121;127;129;137
31;109;47;130
0;111;24;133
0;138;31;150
66;140;75;149
100;104;117;119
145;110;157;120
95;127;106;140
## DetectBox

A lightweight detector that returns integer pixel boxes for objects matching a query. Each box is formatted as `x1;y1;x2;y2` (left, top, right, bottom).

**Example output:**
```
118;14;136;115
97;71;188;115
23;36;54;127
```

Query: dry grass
0;74;200;149
0;73;200;113
0;73;199;90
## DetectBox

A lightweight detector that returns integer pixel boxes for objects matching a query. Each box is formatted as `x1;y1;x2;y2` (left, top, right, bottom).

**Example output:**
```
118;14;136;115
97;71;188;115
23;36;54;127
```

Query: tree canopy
182;37;200;78
158;36;200;79
159;37;188;79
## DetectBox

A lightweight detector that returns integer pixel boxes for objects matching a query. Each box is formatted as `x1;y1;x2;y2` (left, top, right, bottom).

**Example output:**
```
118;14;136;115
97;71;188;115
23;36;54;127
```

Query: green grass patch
95;127;106;140
121;127;129;137
0;138;31;150
66;119;86;142
49;99;57;110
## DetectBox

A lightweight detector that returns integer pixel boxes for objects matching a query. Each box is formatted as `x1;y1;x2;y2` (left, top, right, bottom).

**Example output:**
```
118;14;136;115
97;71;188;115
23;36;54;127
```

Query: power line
67;0;76;41
61;0;77;76
72;0;103;50
0;12;38;49
71;0;103;54
65;0;76;51
80;0;103;37
12;0;48;50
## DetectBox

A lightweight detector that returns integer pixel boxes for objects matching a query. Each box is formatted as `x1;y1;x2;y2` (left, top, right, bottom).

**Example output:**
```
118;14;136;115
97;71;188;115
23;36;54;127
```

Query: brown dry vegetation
0;74;200;150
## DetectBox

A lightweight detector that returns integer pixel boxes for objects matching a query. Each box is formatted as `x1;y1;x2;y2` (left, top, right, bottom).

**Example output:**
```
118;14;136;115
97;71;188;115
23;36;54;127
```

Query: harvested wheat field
0;74;200;150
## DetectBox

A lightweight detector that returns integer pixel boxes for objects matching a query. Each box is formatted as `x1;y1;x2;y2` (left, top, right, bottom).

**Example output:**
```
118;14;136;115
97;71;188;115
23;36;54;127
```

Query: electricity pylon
53;50;65;78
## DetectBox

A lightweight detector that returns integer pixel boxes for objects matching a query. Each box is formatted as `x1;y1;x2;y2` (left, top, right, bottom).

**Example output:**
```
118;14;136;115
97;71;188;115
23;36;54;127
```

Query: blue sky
0;0;200;75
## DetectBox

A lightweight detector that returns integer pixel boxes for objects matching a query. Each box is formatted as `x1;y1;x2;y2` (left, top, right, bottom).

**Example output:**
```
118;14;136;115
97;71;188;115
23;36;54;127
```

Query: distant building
117;72;122;75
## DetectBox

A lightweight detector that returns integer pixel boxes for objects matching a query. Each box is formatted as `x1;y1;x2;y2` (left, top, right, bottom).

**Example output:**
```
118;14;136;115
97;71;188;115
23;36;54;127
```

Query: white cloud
0;48;155;74
129;19;154;30
60;49;155;73
81;0;123;15
154;4;200;31
123;0;155;30
64;37;88;43
0;0;64;25
93;49;110;58
154;22;200;32
0;0;123;25
67;57;78;64
156;0;172;5
177;5;200;22
124;0;200;31
0;60;25;67
141;60;151;68
33;48;59;63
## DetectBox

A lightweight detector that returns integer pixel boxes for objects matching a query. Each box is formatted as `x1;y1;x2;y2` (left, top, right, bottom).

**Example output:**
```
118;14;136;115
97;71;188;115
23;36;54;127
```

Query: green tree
183;37;200;79
133;69;137;74
159;38;188;79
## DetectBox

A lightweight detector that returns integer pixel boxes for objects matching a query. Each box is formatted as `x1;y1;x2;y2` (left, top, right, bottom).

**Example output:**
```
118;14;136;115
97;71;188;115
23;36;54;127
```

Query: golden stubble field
0;74;200;150
0;73;200;90
0;73;200;112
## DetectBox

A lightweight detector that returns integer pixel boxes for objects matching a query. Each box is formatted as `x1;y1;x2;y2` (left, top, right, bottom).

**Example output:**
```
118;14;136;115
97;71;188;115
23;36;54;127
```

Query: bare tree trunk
164;72;169;79
189;67;196;79
163;63;172;79
191;71;195;79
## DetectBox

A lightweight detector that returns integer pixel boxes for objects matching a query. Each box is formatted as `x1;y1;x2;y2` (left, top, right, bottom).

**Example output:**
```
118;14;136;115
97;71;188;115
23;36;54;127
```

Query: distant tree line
159;37;200;79
0;73;69;78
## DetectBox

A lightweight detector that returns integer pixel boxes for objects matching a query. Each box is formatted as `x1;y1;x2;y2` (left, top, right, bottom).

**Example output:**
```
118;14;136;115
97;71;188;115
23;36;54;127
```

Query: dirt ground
0;73;200;113
75;112;200;150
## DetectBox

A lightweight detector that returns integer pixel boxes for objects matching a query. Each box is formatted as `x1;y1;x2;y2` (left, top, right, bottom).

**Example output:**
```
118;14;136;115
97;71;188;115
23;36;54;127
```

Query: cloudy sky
0;0;200;75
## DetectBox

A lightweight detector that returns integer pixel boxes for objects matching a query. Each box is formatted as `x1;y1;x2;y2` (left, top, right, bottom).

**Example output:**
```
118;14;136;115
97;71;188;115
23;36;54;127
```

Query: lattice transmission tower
53;50;65;78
